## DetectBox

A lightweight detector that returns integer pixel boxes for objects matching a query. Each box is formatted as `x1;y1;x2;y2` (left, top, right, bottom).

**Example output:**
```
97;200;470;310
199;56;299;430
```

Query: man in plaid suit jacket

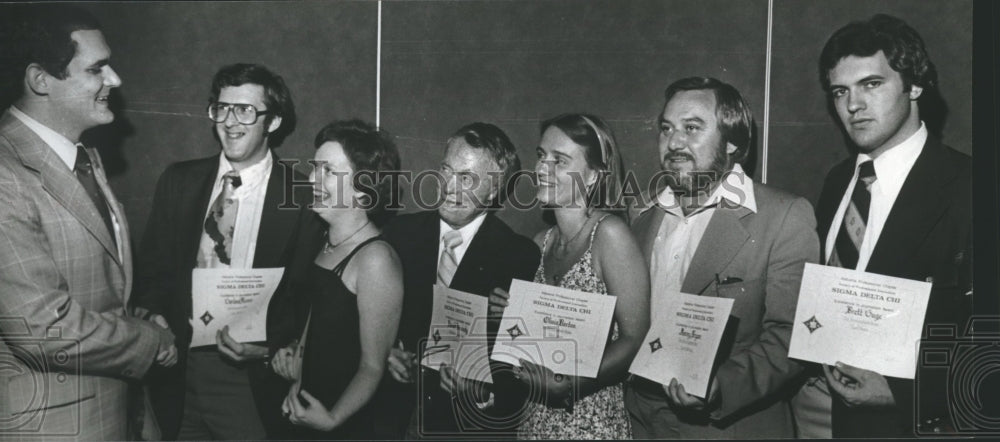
0;6;176;441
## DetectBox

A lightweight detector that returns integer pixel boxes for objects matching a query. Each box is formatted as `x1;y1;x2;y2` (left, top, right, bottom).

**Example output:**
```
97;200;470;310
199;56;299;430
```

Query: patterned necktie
74;144;116;248
829;161;877;269
437;230;463;287
203;171;242;266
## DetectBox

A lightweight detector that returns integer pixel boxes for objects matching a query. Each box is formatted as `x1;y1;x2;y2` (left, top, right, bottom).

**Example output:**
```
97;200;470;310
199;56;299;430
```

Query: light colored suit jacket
0;110;163;440
630;180;820;438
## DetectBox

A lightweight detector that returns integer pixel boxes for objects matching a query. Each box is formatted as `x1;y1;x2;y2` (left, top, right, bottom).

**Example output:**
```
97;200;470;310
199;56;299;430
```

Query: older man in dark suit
0;5;176;441
791;14;972;438
131;63;322;440
372;122;540;439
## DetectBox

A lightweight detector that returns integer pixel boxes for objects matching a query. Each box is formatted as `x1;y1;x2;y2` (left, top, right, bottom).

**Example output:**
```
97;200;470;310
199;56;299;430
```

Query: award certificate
789;263;931;379
190;268;285;348
491;279;616;378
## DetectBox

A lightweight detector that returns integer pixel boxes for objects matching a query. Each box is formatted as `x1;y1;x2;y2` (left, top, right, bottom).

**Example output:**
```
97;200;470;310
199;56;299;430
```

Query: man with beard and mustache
623;77;820;438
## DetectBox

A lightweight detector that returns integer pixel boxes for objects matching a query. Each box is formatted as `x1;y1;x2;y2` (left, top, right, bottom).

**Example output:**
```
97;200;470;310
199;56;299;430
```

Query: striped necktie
828;161;877;269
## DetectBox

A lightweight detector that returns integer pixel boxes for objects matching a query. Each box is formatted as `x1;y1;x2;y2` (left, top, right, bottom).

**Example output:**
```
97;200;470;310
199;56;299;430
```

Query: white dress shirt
647;163;757;315
9;105;123;260
197;152;273;269
438;212;488;269
824;122;927;271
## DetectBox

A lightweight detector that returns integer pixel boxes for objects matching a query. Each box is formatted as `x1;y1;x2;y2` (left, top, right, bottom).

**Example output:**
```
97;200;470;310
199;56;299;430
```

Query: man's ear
24;64;51;96
266;115;283;134
908;84;924;101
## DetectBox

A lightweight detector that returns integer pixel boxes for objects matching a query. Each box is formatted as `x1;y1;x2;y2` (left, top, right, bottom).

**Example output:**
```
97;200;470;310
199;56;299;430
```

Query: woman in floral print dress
490;113;650;439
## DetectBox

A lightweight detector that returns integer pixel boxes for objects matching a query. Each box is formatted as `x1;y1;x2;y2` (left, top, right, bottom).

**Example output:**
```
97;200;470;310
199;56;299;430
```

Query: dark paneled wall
8;1;972;241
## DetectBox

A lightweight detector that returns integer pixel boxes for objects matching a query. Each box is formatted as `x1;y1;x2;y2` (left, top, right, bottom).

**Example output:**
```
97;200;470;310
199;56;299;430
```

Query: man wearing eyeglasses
132;63;322;440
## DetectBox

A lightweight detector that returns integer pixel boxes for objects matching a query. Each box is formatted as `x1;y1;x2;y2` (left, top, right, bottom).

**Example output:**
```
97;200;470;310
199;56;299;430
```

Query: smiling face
214;83;281;170
658;89;734;193
43;29;121;140
437;139;499;229
827;51;922;157
309;141;357;215
535;126;597;208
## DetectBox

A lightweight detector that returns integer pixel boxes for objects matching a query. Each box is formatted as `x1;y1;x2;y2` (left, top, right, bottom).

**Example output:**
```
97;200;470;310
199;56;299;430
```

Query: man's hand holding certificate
421;285;493;384
629;292;733;399
491;279;616;379
190;268;285;347
789;263;931;379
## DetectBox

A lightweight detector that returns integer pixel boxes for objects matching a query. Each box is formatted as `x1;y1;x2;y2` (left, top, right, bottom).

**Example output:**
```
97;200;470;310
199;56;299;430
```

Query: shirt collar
440;212;488;245
215;151;273;191
9;105;78;170
648;163;757;215
857;121;927;197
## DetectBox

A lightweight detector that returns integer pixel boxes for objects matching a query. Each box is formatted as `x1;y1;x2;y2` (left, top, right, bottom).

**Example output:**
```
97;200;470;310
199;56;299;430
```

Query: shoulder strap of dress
587;214;613;244
541;226;556;257
332;235;383;276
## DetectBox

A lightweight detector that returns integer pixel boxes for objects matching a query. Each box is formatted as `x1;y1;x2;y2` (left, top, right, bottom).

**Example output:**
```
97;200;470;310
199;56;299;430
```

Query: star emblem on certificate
200;310;214;326
648;338;663;353
803;315;822;333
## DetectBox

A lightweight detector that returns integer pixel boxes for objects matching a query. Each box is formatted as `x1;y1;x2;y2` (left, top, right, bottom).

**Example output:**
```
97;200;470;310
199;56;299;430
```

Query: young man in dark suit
374;122;540;439
792;14;972;438
131;63;321;440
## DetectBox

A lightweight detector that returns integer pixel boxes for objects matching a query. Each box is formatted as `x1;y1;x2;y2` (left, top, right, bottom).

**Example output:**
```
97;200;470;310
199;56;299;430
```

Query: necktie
829;161;877;269
203;171;242;266
437;230;463;287
74;145;116;248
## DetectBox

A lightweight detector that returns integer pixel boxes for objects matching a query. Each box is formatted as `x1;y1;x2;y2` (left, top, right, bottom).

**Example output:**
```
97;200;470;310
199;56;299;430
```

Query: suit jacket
816;138;972;438
630;181;820;438
131;153;322;439
378;210;540;438
0;110;164;440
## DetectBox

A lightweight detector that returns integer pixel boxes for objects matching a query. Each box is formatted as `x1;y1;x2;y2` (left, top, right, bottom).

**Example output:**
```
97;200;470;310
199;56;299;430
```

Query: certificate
190;268;285;348
789;263;931;379
421;285;493;384
491;279;617;378
628;292;733;398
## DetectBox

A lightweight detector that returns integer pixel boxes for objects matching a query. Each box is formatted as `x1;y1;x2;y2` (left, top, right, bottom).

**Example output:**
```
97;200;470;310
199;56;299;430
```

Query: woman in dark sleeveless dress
490;114;650;439
269;120;403;439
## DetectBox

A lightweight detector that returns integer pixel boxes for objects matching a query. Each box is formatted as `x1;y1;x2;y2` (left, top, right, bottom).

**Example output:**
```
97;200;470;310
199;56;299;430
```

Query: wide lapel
449;214;495;294
867;138;956;274
816;160;855;244
1;114;119;261
253;153;297;268
422;212;444;287
681;204;752;296
89;148;130;302
632;207;665;268
181;160;219;269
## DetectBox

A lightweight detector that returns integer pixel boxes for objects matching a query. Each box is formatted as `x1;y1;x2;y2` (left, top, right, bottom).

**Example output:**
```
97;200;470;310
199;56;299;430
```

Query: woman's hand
271;342;302;381
515;359;574;408
488;287;510;317
282;383;338;431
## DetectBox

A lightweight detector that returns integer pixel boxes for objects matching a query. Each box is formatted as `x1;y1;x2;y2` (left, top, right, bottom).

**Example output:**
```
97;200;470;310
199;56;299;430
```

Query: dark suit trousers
177;350;266;440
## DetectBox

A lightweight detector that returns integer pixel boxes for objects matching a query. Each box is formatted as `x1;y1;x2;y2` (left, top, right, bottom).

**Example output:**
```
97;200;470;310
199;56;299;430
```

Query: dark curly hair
0;4;102;106
211;63;296;148
314;119;401;226
819;14;937;92
663;77;755;166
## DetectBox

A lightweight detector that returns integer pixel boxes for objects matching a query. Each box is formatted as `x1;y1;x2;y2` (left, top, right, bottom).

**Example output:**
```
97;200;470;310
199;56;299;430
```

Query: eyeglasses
207;102;271;125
